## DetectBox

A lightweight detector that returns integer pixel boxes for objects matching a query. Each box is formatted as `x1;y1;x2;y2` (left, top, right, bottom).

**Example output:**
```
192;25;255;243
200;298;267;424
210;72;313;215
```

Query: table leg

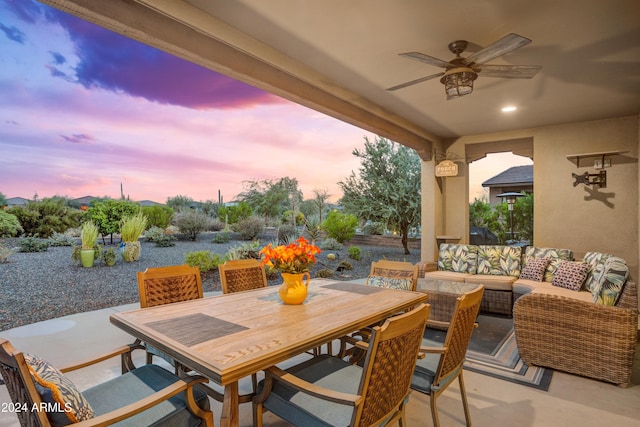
220;381;239;427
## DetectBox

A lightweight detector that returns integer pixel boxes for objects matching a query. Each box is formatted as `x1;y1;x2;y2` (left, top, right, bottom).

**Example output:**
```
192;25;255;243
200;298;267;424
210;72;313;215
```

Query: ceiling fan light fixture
441;66;477;99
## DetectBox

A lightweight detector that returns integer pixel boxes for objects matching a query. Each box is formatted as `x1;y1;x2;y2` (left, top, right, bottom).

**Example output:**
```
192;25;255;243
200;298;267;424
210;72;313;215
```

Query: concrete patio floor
1;293;639;427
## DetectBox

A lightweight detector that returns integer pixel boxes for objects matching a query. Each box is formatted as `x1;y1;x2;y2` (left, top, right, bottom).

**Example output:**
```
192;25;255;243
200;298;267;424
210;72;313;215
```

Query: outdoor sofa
417;244;638;387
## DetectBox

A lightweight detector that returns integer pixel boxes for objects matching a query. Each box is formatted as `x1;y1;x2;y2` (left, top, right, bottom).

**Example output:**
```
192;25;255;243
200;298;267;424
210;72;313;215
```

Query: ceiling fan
387;33;541;99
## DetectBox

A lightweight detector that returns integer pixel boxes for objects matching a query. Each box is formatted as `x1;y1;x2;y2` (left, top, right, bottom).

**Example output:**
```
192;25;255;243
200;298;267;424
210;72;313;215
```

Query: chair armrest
416;261;438;277
59;340;145;373
261;365;362;406
73;375;210;427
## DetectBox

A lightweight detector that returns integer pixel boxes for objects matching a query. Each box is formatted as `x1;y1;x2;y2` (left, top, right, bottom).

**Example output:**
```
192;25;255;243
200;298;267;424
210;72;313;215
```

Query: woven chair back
435;285;484;385
218;259;268;294
369;260;419;291
356;303;430;427
0;338;49;427
137;265;203;308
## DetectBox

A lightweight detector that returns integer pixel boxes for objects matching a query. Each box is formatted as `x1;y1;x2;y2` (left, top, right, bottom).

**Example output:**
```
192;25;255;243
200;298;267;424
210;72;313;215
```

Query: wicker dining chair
136;265;203;371
0;337;213;427
253;303;430;427
411;284;484;427
367;259;419;291
218;259;268;294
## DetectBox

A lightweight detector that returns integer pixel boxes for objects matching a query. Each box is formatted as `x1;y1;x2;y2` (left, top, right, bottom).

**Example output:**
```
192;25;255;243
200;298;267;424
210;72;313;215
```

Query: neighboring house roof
482;165;533;188
70;196;97;206
6;197;30;206
138;200;162;206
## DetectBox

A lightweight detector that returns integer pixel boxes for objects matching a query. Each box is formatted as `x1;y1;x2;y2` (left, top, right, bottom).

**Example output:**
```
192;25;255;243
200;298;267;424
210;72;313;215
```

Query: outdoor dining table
110;278;428;427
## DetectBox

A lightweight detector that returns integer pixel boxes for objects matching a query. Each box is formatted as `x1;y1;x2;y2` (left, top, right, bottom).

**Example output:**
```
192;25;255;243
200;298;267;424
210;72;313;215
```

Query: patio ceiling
43;0;640;158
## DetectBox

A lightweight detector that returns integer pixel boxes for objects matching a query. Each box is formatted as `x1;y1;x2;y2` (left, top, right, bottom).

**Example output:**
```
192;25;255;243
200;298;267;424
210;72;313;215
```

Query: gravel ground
0;233;421;331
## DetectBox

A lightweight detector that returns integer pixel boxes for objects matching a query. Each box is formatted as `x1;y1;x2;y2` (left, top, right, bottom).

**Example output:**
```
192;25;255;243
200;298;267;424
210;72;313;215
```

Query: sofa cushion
424;270;469;283
591;256;629;306
514;279;594;302
464;274;515;291
476;245;522;276
524;247;573;282
519;257;550;282
551;261;591;291
437;244;478;274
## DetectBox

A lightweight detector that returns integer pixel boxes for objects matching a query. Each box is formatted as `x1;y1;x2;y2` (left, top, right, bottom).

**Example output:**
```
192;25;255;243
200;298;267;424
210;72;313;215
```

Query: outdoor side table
417;278;480;329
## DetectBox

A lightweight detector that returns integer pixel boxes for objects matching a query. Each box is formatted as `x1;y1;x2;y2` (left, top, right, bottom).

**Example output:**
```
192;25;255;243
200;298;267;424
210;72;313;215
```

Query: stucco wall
439;115;639;283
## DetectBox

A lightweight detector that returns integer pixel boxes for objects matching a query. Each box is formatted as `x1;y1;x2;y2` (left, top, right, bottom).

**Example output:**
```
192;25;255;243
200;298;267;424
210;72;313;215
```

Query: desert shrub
316;269;333;278
8;197;80;238
303;215;322;243
144;226;165;242
217;201;252;225
18;236;49;252
348;246;362;261
281;210;305;225
319;237;343;250
233;216;264;240
174;211;211;241
141;205;174;229
48;231;76;247
210;218;225;231
212;231;232;244
0;210;23;237
321;211;358;243
86;199;140;244
184;250;223;274
225;241;261;260
154;234;176;247
277;224;298;244
338;260;353;270
0;244;14;263
362;222;385;235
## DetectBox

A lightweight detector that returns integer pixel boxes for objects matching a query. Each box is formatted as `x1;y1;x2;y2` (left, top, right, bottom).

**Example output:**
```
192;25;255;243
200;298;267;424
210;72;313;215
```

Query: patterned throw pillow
525;247;574;282
519;257;550;281
24;353;95;426
551;261;591;291
367;275;413;290
592;256;629;306
476;245;522;276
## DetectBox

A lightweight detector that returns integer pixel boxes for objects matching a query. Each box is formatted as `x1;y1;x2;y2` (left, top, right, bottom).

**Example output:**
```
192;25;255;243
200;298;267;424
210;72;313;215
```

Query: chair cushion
519;257;551;282
366;275;413;290
551;261;591;291
424;270;470;283
476;245;522;276
259;355;360;427
437;244;478;274
82;364;209;427
23;353;94;426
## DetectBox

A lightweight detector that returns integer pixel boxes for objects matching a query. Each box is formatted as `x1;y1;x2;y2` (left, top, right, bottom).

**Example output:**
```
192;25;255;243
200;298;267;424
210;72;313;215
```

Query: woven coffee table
417;278;480;329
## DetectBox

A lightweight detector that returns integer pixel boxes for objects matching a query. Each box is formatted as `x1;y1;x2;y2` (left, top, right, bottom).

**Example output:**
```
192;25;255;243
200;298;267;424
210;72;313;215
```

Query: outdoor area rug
423;314;553;391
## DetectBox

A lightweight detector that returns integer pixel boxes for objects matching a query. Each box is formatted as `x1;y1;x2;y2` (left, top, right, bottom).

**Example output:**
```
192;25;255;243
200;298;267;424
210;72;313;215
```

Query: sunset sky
0;0;529;205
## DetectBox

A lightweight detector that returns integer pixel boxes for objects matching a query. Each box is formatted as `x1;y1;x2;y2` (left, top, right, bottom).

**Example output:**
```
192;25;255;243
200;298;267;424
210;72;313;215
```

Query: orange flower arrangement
259;236;321;274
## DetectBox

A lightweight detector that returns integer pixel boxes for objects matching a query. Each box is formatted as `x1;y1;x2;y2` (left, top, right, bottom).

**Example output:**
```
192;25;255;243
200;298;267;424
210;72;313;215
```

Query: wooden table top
110;279;427;385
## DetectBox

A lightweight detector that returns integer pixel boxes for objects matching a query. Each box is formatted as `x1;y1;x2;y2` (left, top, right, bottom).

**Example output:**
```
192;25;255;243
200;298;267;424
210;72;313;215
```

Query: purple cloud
37;4;283;110
59;133;95;144
0;23;25;43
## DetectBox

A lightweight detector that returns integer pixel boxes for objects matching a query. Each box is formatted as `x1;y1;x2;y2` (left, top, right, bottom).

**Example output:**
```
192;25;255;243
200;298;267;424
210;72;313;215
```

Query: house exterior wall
427;114;639;287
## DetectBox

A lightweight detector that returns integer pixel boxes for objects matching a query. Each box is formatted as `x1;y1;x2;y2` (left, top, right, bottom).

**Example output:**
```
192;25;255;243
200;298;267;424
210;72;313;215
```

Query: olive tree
339;136;421;254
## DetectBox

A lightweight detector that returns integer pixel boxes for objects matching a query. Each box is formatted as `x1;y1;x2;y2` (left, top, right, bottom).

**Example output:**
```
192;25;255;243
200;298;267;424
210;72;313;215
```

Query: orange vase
279;272;310;305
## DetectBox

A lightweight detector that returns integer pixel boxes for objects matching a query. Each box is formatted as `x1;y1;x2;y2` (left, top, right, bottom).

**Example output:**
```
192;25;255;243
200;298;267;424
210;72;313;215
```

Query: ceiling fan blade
476;64;542;78
464;33;532;65
386;72;445;91
399;52;452;69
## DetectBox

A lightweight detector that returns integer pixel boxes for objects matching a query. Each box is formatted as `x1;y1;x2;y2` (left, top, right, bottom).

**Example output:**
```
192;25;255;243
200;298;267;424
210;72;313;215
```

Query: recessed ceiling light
502;106;517;112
